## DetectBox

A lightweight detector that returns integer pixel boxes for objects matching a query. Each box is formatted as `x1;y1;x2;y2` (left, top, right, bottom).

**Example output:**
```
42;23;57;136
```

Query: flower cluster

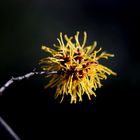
40;32;117;103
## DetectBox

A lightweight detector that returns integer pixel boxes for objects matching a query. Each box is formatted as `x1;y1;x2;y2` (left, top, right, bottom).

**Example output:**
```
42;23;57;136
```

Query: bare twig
0;70;57;95
0;116;21;140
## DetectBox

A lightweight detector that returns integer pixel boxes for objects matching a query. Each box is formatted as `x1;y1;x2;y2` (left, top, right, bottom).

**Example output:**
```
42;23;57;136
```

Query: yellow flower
40;32;117;103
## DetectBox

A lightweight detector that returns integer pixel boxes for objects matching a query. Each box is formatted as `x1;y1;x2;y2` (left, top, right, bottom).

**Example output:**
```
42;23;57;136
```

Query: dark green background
0;0;140;139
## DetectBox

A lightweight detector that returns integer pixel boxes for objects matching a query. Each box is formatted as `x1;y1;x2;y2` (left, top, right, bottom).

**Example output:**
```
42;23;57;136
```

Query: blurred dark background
0;0;140;139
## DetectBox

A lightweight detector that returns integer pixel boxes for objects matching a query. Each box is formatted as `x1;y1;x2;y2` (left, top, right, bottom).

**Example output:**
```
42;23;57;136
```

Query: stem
0;70;57;95
0;116;21;140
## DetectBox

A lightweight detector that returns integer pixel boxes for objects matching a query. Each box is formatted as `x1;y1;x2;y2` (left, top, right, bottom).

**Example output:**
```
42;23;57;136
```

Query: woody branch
0;70;57;95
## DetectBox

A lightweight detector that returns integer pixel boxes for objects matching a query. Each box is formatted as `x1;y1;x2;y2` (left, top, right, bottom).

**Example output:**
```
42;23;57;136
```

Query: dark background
0;0;140;139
